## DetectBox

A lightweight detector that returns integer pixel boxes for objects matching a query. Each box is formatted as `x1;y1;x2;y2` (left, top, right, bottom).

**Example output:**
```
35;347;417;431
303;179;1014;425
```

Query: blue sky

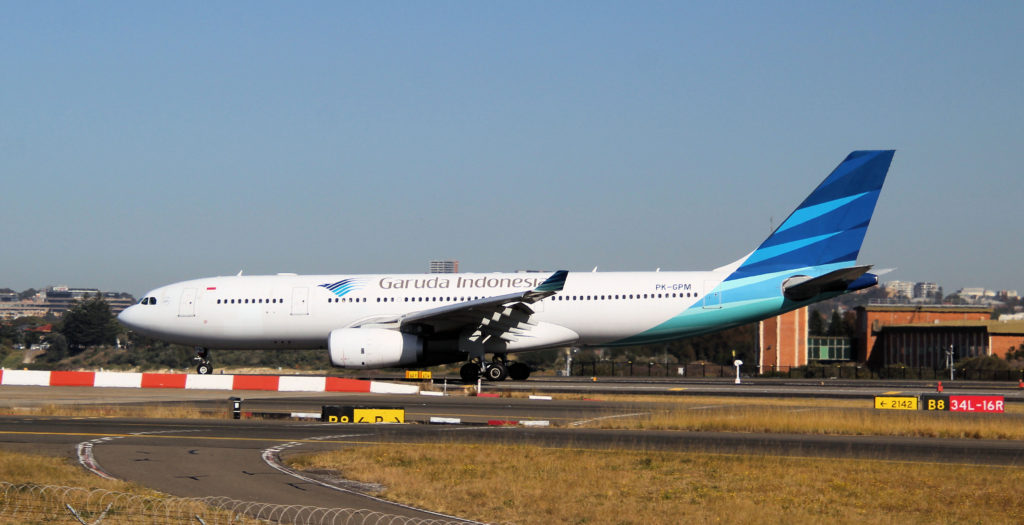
2;2;1022;297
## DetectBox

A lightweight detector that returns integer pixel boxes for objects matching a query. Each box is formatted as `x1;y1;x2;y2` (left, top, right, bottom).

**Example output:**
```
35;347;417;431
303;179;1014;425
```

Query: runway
1;379;1022;519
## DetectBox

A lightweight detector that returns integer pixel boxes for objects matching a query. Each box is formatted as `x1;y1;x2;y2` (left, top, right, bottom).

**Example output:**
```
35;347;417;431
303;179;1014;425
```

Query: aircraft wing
398;270;568;335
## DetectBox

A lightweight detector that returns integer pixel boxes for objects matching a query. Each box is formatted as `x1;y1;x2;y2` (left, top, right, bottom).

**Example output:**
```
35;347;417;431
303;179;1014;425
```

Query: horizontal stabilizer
783;265;874;301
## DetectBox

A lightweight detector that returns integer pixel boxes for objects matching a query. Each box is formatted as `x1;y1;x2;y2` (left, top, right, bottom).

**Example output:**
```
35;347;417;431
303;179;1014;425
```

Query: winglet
534;270;568;293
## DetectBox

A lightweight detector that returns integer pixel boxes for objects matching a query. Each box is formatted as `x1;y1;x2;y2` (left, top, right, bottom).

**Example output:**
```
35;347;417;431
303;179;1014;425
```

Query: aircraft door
291;287;309;316
702;281;722;309
178;288;197;317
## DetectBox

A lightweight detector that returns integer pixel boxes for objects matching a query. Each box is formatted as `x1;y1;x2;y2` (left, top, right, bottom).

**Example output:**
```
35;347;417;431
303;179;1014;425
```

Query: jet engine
328;328;423;369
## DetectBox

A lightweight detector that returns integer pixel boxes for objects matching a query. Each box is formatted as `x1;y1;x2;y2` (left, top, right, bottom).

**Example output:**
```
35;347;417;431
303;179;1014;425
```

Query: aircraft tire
485;362;508;381
197;363;212;375
508;362;531;381
459;363;479;383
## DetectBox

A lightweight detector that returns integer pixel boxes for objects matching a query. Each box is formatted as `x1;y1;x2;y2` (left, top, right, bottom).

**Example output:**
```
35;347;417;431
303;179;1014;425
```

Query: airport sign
874;396;918;410
921;394;1004;413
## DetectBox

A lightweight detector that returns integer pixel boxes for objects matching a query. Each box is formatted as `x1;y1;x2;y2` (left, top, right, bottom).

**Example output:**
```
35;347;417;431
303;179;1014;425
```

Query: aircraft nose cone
117;305;142;330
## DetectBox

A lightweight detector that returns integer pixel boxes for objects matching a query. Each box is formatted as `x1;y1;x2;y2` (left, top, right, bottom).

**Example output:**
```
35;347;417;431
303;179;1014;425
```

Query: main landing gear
459;354;531;383
194;347;213;375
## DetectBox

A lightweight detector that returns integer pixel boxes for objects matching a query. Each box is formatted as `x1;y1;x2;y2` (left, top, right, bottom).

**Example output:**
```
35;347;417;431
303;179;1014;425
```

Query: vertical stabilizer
726;150;894;281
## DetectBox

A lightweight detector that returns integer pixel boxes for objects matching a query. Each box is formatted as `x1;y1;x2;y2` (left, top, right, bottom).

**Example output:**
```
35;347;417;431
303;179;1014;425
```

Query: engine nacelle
328;328;423;369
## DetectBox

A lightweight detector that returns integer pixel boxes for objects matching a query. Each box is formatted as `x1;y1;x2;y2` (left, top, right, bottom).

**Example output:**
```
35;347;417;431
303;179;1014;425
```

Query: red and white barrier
0;369;418;394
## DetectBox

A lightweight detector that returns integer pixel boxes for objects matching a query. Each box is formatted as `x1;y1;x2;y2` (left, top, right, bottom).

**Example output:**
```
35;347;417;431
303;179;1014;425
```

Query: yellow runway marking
882;391;903;395
668;387;687;391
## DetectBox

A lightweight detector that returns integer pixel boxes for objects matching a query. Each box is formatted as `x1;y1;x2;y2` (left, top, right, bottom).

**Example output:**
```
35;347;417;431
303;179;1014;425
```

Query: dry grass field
6;403;224;419
0;448;140;491
548;394;1024;440
291;443;1024;525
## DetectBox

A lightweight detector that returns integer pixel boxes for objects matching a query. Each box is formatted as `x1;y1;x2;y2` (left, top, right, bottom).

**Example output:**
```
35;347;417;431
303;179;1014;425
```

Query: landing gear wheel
485;362;508;381
460;363;480;383
194;347;212;375
508;362;531;381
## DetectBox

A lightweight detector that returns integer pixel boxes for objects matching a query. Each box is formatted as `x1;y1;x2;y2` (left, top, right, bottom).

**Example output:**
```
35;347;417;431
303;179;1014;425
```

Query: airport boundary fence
0;482;470;525
568;360;1024;381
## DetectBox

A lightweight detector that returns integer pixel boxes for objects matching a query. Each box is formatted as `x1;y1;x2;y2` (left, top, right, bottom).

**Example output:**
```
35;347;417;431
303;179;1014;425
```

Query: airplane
118;150;895;382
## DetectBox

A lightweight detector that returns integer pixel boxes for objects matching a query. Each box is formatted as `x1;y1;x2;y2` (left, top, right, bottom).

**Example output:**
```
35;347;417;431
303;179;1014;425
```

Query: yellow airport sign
321;406;405;423
874;396;918;410
352;408;404;423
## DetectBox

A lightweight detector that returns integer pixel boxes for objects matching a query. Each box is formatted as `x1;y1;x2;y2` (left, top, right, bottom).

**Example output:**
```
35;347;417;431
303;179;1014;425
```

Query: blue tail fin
727;150;894;281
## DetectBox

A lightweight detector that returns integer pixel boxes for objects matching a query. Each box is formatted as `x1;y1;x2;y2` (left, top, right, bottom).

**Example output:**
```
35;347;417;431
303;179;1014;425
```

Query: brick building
758;307;808;371
756;306;856;372
855;305;992;363
755;303;1015;371
873;320;1024;367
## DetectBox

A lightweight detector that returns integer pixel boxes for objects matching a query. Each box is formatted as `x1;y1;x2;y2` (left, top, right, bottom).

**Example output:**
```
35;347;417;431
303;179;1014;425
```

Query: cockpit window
149;297;157;305
141;298;149;305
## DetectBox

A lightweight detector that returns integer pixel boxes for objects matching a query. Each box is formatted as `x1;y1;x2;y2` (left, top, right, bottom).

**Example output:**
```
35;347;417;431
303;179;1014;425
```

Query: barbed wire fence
0;482;475;525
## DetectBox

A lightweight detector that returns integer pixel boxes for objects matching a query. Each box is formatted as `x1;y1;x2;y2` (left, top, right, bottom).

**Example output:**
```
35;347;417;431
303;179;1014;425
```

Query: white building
885;281;914;299
429;260;459;273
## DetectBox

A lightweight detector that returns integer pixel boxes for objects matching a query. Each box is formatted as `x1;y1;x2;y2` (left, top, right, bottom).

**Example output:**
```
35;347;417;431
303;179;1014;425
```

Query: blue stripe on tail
726;150;894;282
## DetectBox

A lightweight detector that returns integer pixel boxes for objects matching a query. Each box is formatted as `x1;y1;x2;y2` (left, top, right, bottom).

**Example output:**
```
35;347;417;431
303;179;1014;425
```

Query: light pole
946;344;954;381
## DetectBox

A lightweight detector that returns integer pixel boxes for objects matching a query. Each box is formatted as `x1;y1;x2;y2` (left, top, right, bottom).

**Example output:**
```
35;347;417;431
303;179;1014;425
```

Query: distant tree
826;311;844;336
841;311;857;337
22;330;39;348
18;288;38;301
809;310;826;336
944;294;967;305
60;293;120;351
0;323;20;346
43;333;69;363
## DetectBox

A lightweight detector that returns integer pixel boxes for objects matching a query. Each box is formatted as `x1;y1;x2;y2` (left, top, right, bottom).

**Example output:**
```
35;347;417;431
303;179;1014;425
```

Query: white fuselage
119;270;728;352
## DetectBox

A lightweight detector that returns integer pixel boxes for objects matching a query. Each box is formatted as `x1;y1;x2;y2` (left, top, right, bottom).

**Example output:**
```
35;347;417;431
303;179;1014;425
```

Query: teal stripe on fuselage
607;288;848;347
608;297;784;346
606;261;850;346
